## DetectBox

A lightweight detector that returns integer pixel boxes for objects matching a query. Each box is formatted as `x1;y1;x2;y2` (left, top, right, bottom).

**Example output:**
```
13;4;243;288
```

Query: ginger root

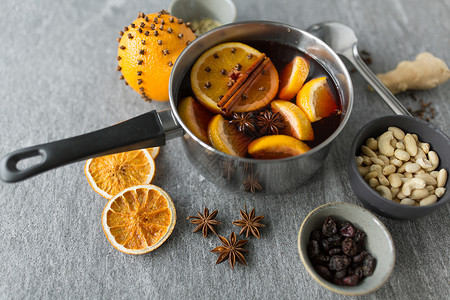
377;52;450;94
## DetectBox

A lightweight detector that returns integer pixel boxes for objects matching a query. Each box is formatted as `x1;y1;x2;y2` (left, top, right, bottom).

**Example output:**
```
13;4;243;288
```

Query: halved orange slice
85;150;155;199
178;96;214;144
278;56;310;100
271;100;314;141
208;114;252;157
248;135;311;159
296;76;338;122
102;184;176;255
190;42;279;114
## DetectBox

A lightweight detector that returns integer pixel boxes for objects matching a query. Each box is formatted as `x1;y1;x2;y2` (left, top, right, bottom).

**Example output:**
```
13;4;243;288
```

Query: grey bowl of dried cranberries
298;202;395;296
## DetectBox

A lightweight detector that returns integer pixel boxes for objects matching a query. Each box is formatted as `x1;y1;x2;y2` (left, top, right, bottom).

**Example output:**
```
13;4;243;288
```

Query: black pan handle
0;110;181;183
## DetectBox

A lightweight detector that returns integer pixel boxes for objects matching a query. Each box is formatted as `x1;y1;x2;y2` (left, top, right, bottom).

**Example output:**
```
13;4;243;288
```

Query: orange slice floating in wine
296;76;338;122
178;96;214;144
248;135;311;159
207;114;252;157
278;56;310;100
271;100;314;141
190;42;279;114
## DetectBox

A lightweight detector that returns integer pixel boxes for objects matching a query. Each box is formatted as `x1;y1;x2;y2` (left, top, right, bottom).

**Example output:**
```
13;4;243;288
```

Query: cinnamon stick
219;57;271;115
217;54;267;108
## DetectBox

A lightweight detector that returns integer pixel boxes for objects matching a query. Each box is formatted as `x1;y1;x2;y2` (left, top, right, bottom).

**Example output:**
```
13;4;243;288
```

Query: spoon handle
341;45;412;116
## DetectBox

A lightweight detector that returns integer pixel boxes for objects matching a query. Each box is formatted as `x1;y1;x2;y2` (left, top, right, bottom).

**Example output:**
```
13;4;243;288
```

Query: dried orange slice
278;56;310;100
271;100;314;141
178;96;214;144
190;42;279;114
248;135;311;159
208;114;252;157
102;184;176;255
147;147;160;159
85;150;155;199
296;76;338;122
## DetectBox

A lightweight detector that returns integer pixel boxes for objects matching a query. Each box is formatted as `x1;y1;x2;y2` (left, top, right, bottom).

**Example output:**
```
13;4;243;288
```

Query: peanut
366;137;378;151
369;178;380;188
435;188;446;198
394;149;411;161
404;134;418;156
418;142;430;154
378;174;390;186
420;195;437;206
390;157;403;167
361;145;377;157
370;157;386;166
400;198;416;206
362;155;373;166
437;169;447;188
388;173;402;188
376;185;392;200
404;162;421;173
410;188;429;200
396;141;406;150
388;126;405;140
355;156;363;166
382;165;396;176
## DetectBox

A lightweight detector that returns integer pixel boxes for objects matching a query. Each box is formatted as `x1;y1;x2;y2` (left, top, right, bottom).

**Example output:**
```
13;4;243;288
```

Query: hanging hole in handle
10;149;45;172
16;154;44;170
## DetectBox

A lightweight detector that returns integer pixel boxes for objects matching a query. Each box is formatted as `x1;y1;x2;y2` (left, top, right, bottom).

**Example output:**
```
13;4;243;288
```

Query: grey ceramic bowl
347;115;450;219
298;202;395;296
168;0;236;26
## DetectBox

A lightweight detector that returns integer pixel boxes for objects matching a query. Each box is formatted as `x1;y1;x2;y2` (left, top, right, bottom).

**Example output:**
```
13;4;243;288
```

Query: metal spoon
307;22;411;116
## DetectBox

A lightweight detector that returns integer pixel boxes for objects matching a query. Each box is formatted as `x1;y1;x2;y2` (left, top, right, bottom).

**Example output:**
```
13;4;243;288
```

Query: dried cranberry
332;276;344;285
322;216;337;237
353;251;369;264
329;255;350;271
314;254;330;265
354;229;366;243
343;275;359;286
362;255;377;277
310;230;322;241
315;265;331;280
329;247;342;256
342;238;359;256
320;239;330;251
327;233;342;247
340;221;355;237
308;240;320;258
335;269;347;279
354;266;364;279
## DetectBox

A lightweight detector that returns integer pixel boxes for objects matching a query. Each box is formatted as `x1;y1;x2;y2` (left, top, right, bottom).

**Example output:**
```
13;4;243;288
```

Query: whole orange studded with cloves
116;10;196;102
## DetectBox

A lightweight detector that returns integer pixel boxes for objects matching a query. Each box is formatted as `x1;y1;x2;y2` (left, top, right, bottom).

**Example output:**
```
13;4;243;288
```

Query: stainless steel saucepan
0;21;353;194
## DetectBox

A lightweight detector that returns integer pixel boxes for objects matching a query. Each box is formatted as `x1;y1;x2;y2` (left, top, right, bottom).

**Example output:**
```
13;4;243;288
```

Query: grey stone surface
0;0;449;299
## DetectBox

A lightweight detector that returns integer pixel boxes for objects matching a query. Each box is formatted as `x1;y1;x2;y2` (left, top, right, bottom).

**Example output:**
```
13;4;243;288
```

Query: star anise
186;207;221;237
243;173;262;193
232;205;265;238
211;232;248;269
229;112;256;134
256;110;285;135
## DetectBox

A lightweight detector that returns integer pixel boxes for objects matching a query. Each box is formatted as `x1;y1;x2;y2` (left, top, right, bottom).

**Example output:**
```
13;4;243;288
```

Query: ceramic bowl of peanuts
347;115;450;219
